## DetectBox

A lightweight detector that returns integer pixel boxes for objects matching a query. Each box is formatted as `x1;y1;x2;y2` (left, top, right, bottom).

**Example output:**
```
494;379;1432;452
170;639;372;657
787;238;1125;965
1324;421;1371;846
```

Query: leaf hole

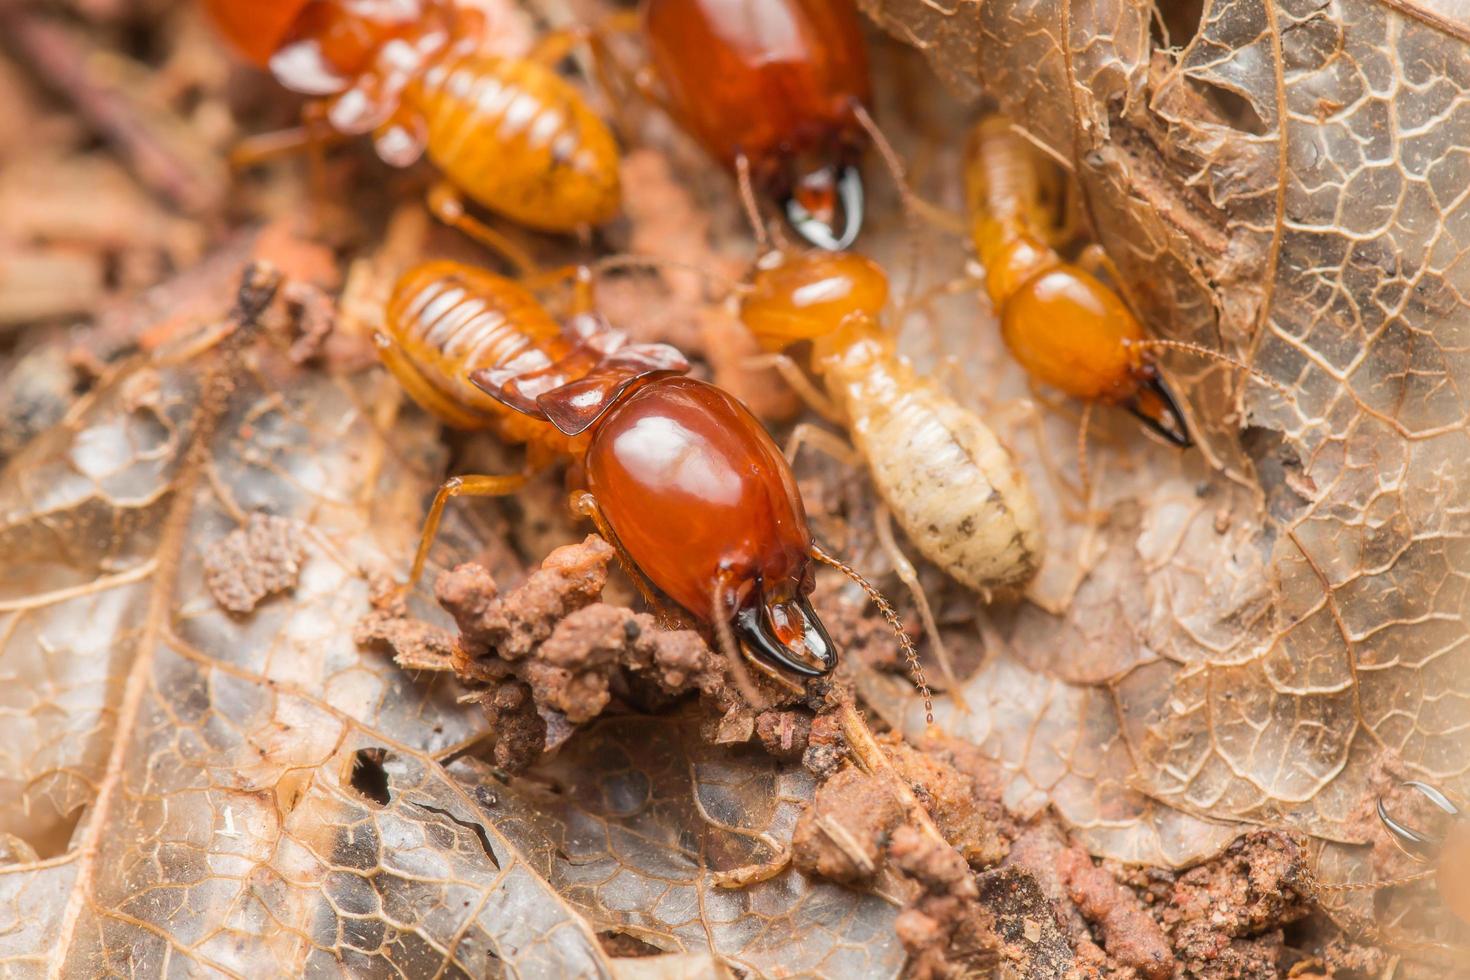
17;804;85;861
1189;79;1268;137
348;747;392;806
1150;0;1206;52
597;931;665;958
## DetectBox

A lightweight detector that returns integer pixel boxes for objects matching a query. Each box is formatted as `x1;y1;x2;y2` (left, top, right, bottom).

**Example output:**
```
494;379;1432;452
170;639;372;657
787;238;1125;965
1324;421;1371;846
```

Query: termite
738;241;1043;692
203;0;620;242
964;115;1200;446
1315;781;1470;959
635;0;888;250
376;258;934;714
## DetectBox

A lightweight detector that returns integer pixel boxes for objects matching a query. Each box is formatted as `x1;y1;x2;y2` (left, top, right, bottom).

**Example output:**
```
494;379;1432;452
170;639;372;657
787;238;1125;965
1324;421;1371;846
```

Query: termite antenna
1313;869;1436;894
810;542;933;724
850;102;966;237
734;153;772;252
1122;338;1294;400
1076;398;1096;510
873;507;968;712
849;100;921;311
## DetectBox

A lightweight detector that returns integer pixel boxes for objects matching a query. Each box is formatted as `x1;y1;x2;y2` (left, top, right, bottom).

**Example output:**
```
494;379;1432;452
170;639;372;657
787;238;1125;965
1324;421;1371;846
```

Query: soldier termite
964;115;1286;499
376;257;935;714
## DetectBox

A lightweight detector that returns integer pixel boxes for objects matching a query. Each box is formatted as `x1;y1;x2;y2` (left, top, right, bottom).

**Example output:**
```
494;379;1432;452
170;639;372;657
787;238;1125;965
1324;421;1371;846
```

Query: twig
0;4;218;214
835;697;949;850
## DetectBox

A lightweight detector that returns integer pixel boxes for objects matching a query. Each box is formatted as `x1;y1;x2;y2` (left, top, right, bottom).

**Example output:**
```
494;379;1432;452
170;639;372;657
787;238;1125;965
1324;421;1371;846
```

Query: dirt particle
353;608;457;672
754;709;812;760
1057;845;1175;979
1164;831;1311;978
976;865;1076;978
792;767;903;883
888;825;996;979
439;535;614;658
464;680;546;773
885;734;1009;867
388;536;745;770
801;710;848;778
203;512;306;614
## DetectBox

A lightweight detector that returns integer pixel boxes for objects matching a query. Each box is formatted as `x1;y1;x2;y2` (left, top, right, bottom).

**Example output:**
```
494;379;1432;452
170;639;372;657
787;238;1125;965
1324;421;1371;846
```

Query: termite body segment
965;116;1190;447
641;0;874;249
204;0;620;232
379;260;840;677
741;251;1044;596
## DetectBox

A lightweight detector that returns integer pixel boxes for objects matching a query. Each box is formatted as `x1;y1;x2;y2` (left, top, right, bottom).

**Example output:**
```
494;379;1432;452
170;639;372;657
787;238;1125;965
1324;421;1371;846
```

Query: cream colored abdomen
839;362;1042;594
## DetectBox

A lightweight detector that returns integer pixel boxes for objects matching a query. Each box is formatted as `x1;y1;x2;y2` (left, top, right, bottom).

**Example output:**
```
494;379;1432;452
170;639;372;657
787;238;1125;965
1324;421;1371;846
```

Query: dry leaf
455;715;908;977
0;267;907;975
857;0;1470;898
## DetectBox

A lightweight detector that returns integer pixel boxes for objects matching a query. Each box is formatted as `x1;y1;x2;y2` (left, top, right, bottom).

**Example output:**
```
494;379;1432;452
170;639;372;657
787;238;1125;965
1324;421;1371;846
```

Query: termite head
739;250;889;352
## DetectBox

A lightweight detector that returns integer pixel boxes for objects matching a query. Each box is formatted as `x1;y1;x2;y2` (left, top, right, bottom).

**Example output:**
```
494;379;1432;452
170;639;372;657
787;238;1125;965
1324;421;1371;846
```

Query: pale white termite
739;248;1043;684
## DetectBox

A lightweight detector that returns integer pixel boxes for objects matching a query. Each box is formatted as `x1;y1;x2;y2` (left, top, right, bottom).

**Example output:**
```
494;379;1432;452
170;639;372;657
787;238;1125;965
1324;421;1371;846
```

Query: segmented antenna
1312;869;1435;893
1121;338;1294;400
810;543;933;724
734;153;771;251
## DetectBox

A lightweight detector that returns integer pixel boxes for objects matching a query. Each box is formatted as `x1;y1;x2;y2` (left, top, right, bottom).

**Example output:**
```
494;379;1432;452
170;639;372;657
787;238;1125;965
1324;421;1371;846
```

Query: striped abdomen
410;54;621;232
825;342;1043;595
383;261;566;443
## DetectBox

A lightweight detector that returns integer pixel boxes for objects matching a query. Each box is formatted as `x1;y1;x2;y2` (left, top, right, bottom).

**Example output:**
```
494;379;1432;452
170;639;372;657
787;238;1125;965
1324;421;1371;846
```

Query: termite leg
850;100;965;237
1038;163;1082;249
743;354;844;424
406;473;529;591
874;506;968;712
228;102;338;231
520;264;597;314
711;573;770;710
570;491;667;617
425;182;541;278
228;102;341;171
784;423;859;467
1076;398;1097;515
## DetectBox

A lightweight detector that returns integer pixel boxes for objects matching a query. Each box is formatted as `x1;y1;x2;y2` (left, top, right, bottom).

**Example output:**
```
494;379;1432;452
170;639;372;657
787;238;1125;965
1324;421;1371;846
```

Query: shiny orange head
740;250;889;352
472;341;838;677
583;377;836;675
643;0;872;249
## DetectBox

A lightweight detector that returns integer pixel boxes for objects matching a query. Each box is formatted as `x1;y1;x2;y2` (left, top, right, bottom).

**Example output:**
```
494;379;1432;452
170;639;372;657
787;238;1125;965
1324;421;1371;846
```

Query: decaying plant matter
0;0;1467;975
